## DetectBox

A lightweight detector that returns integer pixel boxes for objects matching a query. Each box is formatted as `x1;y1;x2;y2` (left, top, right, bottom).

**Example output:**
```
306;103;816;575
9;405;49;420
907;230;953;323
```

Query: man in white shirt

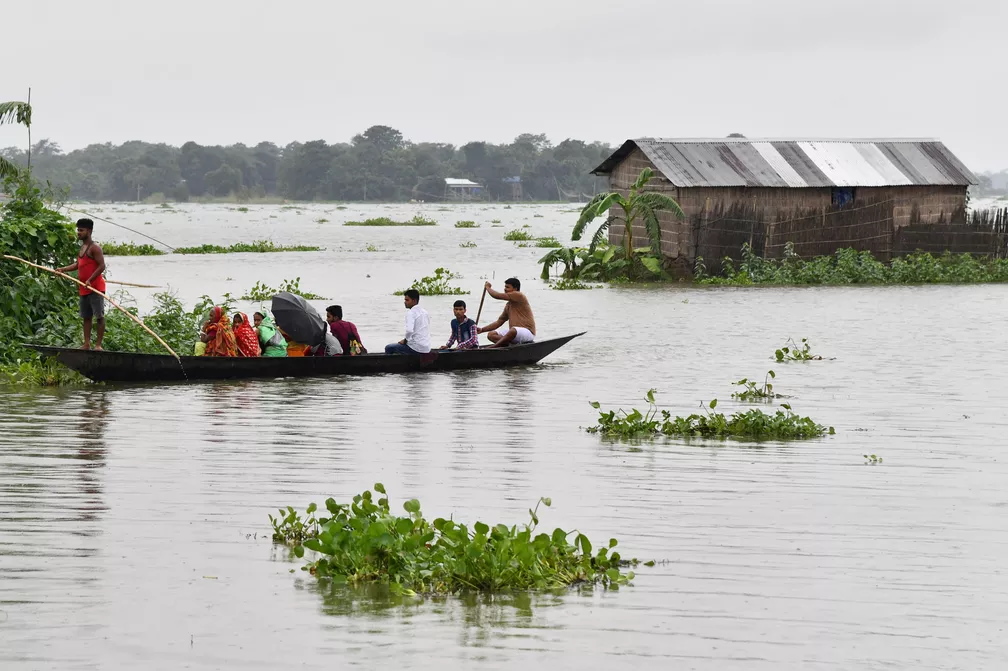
384;289;431;355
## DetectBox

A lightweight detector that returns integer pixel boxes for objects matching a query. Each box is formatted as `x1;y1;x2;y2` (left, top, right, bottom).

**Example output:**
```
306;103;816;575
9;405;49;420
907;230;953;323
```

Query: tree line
0;126;614;203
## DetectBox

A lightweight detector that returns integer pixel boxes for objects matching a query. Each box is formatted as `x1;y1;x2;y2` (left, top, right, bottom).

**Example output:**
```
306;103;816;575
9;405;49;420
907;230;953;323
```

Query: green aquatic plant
730;370;780;401
315;217;329;224
345;215;437;227
774;338;822;362
535;236;562;248
587;391;833;440
455;220;478;228
459;241;477;248
173;241;321;254
550;277;597;290
697;242;1008;285
504;228;534;241
102;241;165;256
393;267;468;296
235;206;250;213
270;485;638;595
864;454;883;464
241;277;325;301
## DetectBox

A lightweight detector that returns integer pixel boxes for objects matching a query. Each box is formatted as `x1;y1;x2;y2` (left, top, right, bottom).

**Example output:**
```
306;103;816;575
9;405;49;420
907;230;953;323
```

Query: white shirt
404;304;431;353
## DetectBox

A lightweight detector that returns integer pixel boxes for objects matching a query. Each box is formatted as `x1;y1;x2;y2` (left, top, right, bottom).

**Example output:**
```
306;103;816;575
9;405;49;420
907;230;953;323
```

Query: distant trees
0;125;614;202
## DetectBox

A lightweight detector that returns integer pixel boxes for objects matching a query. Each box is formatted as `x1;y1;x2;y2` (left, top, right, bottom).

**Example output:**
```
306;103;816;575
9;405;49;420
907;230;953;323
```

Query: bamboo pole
2;254;180;361
106;279;162;289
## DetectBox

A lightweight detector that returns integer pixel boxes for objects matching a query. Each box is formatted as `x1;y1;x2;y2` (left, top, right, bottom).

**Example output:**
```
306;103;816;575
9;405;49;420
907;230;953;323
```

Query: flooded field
2;202;1007;669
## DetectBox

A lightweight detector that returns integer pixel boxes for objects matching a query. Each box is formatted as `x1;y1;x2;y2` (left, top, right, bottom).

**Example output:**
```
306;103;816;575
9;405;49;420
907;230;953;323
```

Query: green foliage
587;391;833;440
504;228;534;241
731;370;780;401
315;217;329;224
490;219;502;224
571;168;684;279
774;338;822;362
454;220;478;228
549;277;597;290
539;244;663;282
172;240;321;254
0;177;79;365
241;277;325;301
270;485;637;595
345;215;437;226
864;454;883;464
103;241;165;256
0;357;86;386
535;236;562;248
235;206;250;213
458;241;477;249
393;267;468;296
699;242;1008;285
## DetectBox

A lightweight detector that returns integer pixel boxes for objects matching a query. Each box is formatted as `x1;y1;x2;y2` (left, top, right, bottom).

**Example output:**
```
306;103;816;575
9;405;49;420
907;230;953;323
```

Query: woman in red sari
201;306;239;357
232;312;262;357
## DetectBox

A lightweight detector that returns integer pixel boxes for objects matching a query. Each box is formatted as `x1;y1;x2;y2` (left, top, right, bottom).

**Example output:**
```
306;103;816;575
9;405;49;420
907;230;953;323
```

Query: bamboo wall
606;149;992;269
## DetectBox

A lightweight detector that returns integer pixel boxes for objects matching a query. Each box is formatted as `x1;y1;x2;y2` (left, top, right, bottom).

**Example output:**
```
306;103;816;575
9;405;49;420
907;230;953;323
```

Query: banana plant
571;167;684;279
0;101;32;181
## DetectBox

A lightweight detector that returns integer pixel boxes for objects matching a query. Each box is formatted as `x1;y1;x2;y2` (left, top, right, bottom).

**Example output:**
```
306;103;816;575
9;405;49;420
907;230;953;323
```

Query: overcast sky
3;0;1006;169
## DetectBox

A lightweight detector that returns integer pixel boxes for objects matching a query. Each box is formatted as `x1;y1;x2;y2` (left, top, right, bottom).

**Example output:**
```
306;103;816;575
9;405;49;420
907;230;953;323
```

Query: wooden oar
474;286;487;325
2;254;180;361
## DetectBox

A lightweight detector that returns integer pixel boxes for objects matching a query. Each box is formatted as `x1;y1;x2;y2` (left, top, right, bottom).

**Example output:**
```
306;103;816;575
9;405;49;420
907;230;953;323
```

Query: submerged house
591;138;987;271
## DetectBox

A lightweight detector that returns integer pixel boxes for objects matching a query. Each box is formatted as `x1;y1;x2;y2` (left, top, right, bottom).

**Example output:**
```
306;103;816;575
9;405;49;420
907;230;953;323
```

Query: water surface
2;203;1007;669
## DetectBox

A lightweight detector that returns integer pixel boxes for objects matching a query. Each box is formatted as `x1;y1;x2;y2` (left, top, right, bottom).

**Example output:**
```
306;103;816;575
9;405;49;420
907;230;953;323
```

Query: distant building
591;138;992;271
444;178;482;200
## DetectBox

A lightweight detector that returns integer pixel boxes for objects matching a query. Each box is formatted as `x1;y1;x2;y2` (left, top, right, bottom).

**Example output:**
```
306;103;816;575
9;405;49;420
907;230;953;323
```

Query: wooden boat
25;333;585;383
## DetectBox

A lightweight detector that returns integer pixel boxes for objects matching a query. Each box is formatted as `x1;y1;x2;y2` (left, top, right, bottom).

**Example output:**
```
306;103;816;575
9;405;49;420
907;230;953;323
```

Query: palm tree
571;167;684;276
0;100;32;181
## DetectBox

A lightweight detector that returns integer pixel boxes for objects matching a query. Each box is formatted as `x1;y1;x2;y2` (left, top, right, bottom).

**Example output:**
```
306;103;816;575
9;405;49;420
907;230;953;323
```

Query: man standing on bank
56;218;107;351
385;289;431;355
477;277;536;348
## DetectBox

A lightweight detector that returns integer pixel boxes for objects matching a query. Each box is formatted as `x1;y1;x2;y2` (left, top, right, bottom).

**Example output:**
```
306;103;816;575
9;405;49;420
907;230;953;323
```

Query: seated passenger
326;305;366;355
441;299;478;350
385;289;431;355
201;306;238;356
253;311;288;357
233;312;262;357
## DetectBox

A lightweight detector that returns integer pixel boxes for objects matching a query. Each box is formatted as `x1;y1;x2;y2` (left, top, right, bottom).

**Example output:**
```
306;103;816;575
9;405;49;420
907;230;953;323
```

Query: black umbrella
271;291;327;346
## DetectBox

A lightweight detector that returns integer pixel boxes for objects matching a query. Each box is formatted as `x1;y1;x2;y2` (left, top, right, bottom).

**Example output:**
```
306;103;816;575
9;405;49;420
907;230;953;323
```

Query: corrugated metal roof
592;138;977;187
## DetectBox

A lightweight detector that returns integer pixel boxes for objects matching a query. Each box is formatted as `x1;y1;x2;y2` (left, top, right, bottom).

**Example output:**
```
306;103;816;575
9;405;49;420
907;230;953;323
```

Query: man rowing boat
477;277;536;348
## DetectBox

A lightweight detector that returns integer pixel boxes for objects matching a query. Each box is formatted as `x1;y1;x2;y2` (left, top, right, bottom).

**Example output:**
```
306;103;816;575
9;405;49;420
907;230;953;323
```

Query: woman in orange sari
201;306;239;356
232;312;262;357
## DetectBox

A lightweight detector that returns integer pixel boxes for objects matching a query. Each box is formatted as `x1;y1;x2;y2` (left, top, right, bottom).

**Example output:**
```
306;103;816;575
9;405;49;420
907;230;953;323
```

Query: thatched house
591;138;984;271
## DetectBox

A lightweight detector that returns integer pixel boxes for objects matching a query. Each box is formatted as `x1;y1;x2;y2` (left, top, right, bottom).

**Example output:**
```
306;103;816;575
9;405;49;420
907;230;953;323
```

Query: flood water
2;202;1007;669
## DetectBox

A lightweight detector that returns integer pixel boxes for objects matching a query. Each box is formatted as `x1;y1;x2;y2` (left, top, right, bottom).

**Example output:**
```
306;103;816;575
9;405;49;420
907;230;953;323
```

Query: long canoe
25;333;585;383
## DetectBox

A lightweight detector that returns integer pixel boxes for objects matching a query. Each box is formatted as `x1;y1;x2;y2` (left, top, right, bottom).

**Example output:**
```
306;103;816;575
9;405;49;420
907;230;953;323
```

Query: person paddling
477;277;536;348
56;218;107;350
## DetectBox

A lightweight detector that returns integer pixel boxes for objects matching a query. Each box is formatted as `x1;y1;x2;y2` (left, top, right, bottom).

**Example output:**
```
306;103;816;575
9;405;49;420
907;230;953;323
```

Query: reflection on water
3;203;1008;669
